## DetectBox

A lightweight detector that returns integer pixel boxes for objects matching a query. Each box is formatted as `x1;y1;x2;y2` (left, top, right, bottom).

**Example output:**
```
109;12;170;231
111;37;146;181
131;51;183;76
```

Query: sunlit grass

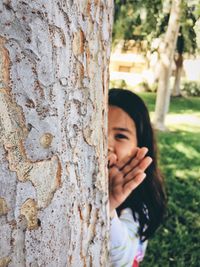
139;92;200;114
149;112;200;133
173;142;200;159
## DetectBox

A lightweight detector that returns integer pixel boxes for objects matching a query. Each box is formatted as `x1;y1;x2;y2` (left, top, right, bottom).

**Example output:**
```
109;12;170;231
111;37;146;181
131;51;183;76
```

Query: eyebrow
113;127;132;134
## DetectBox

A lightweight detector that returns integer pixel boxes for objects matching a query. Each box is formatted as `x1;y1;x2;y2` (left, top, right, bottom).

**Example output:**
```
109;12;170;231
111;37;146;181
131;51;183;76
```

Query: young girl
108;88;166;267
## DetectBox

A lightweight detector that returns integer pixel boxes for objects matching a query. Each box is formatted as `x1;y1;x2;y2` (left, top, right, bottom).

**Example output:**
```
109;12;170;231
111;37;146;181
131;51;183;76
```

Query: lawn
139;93;200;267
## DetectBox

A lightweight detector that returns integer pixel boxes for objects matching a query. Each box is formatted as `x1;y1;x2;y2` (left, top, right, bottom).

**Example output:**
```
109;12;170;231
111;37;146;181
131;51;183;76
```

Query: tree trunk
172;53;183;96
153;0;182;130
0;1;113;266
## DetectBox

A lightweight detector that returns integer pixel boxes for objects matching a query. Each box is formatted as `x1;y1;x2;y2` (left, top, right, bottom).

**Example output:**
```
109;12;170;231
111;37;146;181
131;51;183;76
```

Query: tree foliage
113;0;163;43
113;0;200;54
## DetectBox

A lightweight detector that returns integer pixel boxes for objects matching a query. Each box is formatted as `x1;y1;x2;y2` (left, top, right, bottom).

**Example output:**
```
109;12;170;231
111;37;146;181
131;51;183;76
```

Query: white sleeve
109;208;141;267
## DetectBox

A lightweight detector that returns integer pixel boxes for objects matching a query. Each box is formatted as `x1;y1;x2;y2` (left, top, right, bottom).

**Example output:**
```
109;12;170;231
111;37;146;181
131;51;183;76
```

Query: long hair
109;88;166;241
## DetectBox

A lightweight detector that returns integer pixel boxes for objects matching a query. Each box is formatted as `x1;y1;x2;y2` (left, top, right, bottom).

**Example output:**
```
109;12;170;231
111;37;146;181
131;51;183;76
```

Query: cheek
116;142;135;162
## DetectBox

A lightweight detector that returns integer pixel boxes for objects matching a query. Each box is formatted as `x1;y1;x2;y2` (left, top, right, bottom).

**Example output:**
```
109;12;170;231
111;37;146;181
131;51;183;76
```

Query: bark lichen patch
20;198;38;230
0;37;10;89
0;90;28;143
0;197;9;215
0;33;62;210
39;133;53;149
0;257;11;267
28;155;61;209
76;61;85;87
72;29;85;56
4;141;33;182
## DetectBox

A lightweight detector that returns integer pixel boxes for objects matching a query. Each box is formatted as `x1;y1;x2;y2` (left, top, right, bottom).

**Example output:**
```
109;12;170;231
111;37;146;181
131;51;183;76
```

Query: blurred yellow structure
110;49;200;89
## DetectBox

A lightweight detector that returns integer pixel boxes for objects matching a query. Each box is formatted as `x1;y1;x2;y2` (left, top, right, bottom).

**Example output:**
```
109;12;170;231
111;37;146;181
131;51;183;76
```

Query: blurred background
110;1;200;266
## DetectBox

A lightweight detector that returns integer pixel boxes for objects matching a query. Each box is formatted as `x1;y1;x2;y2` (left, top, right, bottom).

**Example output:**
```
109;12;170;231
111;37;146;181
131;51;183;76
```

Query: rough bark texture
154;0;182;130
0;1;113;266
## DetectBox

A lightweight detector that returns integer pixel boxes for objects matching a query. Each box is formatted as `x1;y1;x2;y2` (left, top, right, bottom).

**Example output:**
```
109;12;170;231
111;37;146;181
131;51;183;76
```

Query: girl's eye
115;133;128;140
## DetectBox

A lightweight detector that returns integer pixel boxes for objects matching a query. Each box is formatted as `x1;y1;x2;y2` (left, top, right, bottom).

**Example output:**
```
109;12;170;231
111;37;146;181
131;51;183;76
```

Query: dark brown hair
109;88;166;241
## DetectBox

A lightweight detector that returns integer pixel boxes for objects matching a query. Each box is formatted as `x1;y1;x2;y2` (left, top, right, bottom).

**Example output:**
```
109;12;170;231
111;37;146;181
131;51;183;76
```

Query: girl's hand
108;147;152;215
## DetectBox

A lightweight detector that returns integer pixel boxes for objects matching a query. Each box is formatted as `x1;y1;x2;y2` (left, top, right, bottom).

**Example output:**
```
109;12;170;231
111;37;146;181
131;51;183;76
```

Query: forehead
108;106;135;129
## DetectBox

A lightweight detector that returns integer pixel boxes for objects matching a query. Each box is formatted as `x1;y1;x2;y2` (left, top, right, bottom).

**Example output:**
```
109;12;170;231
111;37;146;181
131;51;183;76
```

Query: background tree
154;0;182;130
0;0;113;266
172;2;199;96
172;27;184;97
154;0;200;129
113;0;199;130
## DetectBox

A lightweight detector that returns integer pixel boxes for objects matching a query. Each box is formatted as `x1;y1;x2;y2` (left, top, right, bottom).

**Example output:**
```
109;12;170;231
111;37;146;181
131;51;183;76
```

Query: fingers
109;147;152;184
108;147;152;210
109;155;150;192
138;156;152;171
121;147;148;170
109;162;148;211
119;147;149;175
136;147;149;159
109;166;123;188
108;147;149;171
117;148;139;170
109;165;120;180
123;172;146;196
124;156;152;182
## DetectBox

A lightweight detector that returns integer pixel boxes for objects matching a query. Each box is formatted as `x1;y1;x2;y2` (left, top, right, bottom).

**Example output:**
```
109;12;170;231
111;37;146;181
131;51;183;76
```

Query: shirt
110;208;147;267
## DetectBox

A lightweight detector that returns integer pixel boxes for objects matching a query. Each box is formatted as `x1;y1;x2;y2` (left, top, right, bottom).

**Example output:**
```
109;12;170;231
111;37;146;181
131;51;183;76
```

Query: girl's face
108;106;138;164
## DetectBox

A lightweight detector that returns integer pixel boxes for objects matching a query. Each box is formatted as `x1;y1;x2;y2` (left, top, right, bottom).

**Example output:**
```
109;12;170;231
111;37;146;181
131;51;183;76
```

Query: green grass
139;92;200;114
138;93;200;267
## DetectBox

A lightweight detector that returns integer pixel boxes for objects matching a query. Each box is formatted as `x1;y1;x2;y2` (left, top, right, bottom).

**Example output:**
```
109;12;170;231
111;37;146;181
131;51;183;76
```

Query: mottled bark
0;1;113;266
154;0;182;130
